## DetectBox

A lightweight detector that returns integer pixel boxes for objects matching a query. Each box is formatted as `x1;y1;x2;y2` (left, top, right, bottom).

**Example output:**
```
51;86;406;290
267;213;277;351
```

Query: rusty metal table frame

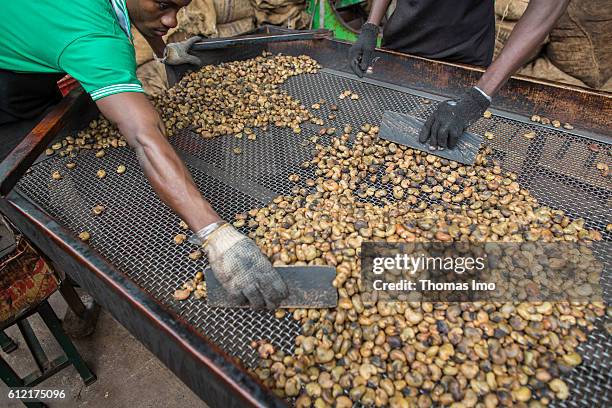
0;37;610;408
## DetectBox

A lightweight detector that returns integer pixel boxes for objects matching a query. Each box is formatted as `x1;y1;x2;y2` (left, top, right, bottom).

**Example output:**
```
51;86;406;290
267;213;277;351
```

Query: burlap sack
137;60;169;96
291;10;311;30
217;17;256;37
518;56;588;88
494;19;515;60
167;0;256;40
546;0;612;88
600;76;612;93
174;0;219;38
494;0;530;21
252;1;310;29
133;28;155;66
494;17;545;62
214;0;255;25
251;0;305;10
165;30;192;44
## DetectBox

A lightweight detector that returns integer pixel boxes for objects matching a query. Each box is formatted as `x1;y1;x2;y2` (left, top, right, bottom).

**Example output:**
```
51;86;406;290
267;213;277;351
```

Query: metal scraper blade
379;111;483;165
205;265;338;308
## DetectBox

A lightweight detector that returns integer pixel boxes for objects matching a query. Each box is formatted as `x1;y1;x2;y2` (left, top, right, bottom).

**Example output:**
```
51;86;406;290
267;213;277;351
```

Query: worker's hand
200;224;288;309
348;23;379;77
163;36;202;66
419;87;491;149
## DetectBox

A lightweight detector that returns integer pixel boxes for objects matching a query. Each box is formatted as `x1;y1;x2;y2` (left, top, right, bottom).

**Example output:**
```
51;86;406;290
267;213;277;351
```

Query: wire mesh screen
15;70;611;407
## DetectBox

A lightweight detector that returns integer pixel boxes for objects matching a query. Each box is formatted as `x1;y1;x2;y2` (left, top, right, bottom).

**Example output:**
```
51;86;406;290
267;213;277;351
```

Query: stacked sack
545;0;611;90
495;0;612;91
133;29;168;96
250;0;310;30
134;0;257;95
164;0;257;41
493;0;541;62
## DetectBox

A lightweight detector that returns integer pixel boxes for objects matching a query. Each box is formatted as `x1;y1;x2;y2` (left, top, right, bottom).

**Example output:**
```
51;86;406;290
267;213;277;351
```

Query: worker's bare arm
95;92;222;231
367;0;392;26
476;0;569;96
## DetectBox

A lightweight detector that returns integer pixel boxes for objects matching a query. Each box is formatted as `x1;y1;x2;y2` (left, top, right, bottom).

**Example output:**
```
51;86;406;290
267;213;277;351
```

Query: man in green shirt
0;0;288;309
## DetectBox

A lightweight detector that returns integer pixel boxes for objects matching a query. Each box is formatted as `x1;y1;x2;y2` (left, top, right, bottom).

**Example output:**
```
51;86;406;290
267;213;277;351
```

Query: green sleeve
58;33;144;101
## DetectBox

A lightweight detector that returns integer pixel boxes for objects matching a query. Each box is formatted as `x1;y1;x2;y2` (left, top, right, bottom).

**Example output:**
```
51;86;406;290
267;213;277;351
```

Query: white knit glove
162;36;201;66
197;224;288;309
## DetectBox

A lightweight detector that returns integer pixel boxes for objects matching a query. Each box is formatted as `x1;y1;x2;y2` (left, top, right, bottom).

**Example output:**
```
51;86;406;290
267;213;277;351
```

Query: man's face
128;0;191;38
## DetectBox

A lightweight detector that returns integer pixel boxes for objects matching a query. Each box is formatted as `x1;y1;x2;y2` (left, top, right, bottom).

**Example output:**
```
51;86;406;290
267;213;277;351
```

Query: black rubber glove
419;87;491;149
348;23;379;77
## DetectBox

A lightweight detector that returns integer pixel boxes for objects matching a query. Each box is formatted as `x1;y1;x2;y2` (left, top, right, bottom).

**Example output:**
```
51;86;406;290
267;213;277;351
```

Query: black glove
348;23;379;77
419;87;491;149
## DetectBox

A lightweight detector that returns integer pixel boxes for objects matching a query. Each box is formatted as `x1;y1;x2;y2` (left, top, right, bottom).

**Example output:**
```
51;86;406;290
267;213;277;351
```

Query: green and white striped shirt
0;0;144;101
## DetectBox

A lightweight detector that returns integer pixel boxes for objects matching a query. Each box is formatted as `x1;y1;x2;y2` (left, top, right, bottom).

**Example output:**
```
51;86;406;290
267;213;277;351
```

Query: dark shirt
0;70;63;126
382;0;495;67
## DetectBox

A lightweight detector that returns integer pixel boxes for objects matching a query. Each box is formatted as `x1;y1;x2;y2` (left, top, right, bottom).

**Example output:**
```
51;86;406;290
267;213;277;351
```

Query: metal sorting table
1;39;610;407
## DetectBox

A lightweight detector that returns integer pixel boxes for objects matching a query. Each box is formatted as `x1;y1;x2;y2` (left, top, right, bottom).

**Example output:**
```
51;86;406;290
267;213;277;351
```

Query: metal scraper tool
205;265;338;308
379;111;483;165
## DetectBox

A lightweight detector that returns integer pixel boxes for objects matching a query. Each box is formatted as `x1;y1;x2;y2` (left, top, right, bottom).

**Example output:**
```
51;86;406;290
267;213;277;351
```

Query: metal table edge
0;189;287;408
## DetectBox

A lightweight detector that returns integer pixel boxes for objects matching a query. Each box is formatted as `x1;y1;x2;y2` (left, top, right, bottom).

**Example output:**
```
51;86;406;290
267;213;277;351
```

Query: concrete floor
0;292;207;408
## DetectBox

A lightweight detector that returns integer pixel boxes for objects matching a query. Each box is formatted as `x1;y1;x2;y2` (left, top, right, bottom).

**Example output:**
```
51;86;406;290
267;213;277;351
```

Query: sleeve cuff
90;84;144;101
473;86;492;102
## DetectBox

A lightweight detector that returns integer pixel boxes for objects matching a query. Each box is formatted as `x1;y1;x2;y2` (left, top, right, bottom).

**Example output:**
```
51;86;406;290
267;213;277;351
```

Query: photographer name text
372;279;496;292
